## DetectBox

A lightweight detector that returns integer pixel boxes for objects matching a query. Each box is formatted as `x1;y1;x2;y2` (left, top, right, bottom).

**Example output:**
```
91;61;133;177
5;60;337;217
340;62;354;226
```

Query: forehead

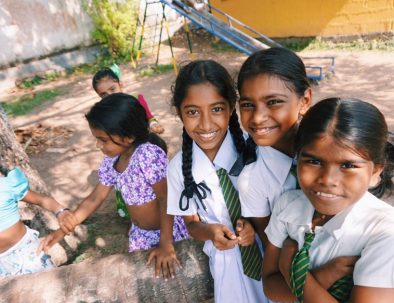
301;134;367;161
90;127;109;138
240;74;294;96
182;82;228;107
95;77;119;90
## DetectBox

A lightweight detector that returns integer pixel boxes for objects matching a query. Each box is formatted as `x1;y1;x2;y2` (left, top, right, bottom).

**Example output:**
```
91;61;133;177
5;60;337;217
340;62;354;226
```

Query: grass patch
2;89;61;116
211;40;240;53
277;37;394;52
138;64;175;77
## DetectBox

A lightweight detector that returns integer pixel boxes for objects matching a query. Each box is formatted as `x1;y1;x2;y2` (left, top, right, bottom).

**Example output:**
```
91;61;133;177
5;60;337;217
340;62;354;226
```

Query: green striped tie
290;232;353;302
216;168;262;280
290;164;300;189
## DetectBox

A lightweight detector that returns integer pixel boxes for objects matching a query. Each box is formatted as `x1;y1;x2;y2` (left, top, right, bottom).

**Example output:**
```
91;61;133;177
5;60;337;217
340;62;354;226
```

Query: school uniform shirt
266;190;394;288
167;131;268;303
238;146;296;218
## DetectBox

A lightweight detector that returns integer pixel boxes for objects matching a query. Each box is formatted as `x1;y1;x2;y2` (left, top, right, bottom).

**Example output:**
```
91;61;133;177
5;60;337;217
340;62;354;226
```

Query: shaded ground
3;34;394;264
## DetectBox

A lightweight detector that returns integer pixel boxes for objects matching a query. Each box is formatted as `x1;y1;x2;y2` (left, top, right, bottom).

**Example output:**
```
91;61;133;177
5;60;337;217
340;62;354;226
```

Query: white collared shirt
266;190;394;288
238;146;296;218
167;131;238;231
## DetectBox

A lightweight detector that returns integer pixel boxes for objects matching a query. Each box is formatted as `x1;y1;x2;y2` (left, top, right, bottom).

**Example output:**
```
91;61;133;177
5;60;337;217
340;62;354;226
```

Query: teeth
199;131;216;139
316;192;338;198
253;127;274;134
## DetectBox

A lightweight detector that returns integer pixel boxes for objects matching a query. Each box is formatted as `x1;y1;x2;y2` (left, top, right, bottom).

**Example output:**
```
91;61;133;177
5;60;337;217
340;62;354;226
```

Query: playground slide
159;0;282;54
159;0;335;81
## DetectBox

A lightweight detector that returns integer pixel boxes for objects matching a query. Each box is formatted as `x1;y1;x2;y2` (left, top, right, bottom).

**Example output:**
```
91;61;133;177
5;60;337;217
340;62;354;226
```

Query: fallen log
0;239;214;303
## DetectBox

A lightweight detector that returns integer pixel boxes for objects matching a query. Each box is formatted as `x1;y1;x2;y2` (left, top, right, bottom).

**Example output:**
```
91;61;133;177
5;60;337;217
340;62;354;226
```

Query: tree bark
0;240;214;303
0;105;71;262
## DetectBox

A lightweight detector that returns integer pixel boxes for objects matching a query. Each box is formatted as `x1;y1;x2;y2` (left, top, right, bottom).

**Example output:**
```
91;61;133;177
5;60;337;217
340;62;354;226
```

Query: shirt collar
278;191;379;240
259;146;294;186
192;131;237;183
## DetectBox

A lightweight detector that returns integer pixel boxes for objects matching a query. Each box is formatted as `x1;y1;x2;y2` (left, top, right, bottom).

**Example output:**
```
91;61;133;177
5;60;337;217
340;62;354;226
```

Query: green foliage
138;64;175;77
16;71;63;89
277;36;394;52
84;0;139;58
2;90;61;116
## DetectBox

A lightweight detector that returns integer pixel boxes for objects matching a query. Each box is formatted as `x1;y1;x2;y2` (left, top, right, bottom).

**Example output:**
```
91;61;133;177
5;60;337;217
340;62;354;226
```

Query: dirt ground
3;35;394;263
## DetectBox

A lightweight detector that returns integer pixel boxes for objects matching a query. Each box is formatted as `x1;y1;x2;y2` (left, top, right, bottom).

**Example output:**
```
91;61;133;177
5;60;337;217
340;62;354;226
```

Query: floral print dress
98;143;189;252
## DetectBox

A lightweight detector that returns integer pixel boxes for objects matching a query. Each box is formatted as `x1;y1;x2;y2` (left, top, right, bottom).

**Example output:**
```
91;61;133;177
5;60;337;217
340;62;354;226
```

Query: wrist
55;207;70;218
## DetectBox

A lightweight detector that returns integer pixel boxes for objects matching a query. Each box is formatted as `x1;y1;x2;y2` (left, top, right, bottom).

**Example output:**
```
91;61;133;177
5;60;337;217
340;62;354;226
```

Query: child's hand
57;210;78;234
235;218;256;246
279;237;299;286
37;229;66;254
312;255;359;289
146;243;181;281
208;224;238;250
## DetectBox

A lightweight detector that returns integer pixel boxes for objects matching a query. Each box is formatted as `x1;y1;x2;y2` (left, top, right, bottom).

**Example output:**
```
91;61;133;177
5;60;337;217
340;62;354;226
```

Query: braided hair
172;60;245;211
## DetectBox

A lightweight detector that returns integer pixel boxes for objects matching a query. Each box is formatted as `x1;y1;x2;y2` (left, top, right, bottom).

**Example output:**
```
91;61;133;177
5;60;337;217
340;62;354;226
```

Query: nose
199;110;214;131
252;104;269;124
96;139;103;149
318;165;340;187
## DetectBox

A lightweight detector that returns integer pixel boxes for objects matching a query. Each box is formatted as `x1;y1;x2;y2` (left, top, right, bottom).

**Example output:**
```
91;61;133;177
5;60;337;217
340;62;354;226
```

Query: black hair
85;93;167;153
236;47;311;167
296;97;394;198
171;60;245;210
92;68;120;92
0;162;9;176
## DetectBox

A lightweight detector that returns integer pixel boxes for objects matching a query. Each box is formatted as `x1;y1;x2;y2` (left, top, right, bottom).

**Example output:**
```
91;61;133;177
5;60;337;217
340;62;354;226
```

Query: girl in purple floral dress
40;93;188;280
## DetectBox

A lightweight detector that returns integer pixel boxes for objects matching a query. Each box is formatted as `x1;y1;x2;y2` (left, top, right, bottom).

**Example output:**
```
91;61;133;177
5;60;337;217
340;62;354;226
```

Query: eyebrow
239;93;288;101
182;101;227;109
300;152;368;163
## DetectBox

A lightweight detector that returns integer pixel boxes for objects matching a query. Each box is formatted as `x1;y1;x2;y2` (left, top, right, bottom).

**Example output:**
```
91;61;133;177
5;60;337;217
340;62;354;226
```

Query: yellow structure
210;0;394;37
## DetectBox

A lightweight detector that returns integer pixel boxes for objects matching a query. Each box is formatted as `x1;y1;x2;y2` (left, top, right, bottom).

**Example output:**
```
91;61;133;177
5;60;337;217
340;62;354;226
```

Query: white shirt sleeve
353;215;394;288
238;163;271;218
167;153;198;216
264;191;294;248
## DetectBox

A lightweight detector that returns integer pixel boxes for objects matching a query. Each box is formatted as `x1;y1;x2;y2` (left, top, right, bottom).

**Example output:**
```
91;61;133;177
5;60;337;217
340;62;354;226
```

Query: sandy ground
4;40;394;261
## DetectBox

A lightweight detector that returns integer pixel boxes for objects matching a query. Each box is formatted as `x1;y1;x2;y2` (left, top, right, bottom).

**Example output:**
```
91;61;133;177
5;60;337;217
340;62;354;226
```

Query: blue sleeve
7;167;29;201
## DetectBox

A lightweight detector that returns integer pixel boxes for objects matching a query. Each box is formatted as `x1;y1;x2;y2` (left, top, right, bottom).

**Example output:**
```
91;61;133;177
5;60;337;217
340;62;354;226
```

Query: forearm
39;196;66;213
186;221;212;242
264;272;296;302
304;272;338;303
158;198;174;245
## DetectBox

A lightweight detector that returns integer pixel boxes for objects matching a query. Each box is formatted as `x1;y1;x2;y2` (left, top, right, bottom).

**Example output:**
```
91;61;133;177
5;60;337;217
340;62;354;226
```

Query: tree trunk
0;105;71;263
0;240;214;303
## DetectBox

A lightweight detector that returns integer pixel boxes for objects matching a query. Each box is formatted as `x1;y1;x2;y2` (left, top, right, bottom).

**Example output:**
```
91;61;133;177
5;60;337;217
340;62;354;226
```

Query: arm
23;190;78;232
58;183;112;232
262;241;296;302
39;183;112;252
250;216;270;248
183;215;239;250
350;286;394;303
146;178;180;280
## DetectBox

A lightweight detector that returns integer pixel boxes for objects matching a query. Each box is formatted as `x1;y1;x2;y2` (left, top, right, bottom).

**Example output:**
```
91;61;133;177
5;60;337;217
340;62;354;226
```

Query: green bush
84;0;139;58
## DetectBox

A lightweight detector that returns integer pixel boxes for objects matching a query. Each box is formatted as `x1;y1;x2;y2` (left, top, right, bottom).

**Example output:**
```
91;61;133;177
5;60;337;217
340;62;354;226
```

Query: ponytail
147;132;167;154
370;138;394;198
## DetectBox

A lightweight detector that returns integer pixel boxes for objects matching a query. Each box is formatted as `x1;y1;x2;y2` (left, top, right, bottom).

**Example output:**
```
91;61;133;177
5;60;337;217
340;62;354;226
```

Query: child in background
263;98;394;302
235;47;312;246
40;94;188;280
0;164;74;277
166;60;267;302
92;64;165;134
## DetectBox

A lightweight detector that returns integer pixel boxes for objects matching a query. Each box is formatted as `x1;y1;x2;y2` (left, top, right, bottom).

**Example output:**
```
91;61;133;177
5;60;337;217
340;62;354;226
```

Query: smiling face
298;134;383;216
95;76;122;98
239;74;311;156
179;82;232;161
90;127;133;158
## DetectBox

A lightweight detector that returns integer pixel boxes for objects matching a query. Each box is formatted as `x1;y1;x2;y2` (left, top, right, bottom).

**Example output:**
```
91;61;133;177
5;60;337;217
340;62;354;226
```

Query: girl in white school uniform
263;98;394;303
166;60;268;302
234;47;312;246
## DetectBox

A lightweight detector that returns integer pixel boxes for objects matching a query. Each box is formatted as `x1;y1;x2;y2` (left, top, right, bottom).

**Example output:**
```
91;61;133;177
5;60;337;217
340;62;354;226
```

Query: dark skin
262;213;373;303
39;132;179;280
